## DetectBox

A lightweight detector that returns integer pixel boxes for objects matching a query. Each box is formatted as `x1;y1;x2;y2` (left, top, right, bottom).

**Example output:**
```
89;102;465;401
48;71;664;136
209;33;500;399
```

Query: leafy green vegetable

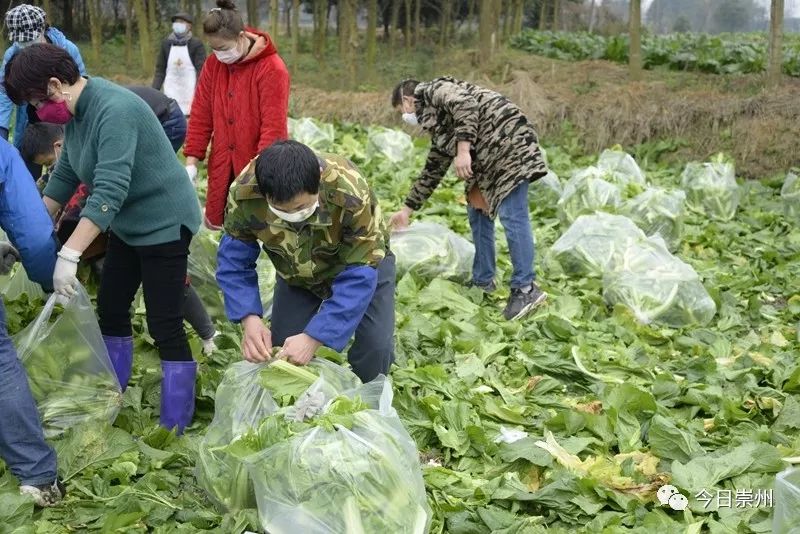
680;156;740;221
391;222;475;282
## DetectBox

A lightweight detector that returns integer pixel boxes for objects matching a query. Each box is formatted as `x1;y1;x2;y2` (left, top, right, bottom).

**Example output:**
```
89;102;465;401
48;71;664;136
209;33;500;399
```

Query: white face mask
269;200;319;223
402;112;418;126
172;22;189;35
214;43;243;64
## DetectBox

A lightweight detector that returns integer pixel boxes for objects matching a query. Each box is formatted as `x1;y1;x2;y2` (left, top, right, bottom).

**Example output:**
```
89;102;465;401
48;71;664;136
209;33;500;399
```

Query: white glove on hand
185;164;198;184
53;246;81;297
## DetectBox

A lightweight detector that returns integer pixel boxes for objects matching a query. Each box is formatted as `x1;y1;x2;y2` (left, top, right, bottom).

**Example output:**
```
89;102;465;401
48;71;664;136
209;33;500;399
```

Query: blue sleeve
216;234;263;322
304;265;378;352
65;40;88;76
0;141;56;290
0;47;18;131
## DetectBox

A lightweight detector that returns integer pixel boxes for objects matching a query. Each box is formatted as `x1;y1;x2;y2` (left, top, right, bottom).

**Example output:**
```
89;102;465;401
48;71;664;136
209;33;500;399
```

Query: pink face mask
36;100;73;124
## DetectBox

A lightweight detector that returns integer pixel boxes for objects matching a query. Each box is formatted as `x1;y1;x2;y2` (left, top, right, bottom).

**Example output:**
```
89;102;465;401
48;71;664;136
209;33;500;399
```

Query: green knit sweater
44;77;201;246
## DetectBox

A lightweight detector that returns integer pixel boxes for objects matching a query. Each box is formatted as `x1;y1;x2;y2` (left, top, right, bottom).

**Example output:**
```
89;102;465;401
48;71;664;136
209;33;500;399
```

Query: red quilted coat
184;28;290;227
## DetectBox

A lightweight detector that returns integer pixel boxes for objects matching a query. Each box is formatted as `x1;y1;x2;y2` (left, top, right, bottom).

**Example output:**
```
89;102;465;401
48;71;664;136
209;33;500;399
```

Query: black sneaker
503;283;547;320
19;479;65;507
467;280;497;293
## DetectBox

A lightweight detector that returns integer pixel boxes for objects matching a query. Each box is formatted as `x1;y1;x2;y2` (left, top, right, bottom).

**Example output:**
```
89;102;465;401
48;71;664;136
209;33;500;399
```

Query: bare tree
413;0;421;47
479;0;496;64
629;0;643;80
271;0;279;36
133;0;153;76
87;0;102;64
439;0;452;47
588;0;598;32
768;0;785;87
291;0;300;53
389;0;401;56
313;0;329;58
125;0;133;67
366;0;378;65
404;0;412;51
247;0;258;26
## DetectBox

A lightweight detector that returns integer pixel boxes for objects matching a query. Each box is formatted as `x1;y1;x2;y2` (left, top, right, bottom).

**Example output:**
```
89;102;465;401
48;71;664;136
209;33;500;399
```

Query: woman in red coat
184;0;290;229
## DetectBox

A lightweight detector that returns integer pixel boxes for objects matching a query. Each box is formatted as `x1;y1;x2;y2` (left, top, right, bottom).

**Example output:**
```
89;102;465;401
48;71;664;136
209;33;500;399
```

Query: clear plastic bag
680;159;740;221
774;467;800;534
391;221;475;282
597;148;646;186
14;285;122;438
289;117;336;151
781;172;800;219
245;377;431;534
1;265;45;301
530;171;562;206
603;236;716;327
622;188;686;251
366;127;415;163
196;358;361;513
557;171;622;225
550;213;646;277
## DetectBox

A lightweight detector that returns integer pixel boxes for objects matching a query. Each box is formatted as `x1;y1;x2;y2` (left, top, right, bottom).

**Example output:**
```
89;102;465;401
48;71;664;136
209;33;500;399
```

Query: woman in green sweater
4;44;202;434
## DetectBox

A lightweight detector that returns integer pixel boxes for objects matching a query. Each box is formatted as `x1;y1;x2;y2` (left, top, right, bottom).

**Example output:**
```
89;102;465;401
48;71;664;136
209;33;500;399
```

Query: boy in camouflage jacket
390;77;548;320
217;140;395;382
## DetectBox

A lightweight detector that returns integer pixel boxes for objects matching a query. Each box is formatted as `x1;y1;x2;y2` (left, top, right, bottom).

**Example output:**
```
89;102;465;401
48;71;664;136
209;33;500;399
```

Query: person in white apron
152;13;207;116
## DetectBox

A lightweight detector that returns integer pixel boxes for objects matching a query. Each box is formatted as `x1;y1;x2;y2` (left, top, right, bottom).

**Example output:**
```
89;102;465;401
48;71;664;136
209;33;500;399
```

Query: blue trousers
467;181;536;289
0;300;57;485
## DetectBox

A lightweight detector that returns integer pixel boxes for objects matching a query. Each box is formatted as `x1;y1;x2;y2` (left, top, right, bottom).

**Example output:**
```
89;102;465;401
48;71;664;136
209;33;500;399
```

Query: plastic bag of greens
603;236;716;327
391;222;474;282
550;213;646;277
366;127;414;164
14;285;122;438
597;148;646;186
557;171;622;225
196;358;360;513
289;117;335;151
781;172;800;219
530;171;562;206
622;188;686;251
1;264;45;301
774;467;800;534
244;376;431;534
680;157;740;221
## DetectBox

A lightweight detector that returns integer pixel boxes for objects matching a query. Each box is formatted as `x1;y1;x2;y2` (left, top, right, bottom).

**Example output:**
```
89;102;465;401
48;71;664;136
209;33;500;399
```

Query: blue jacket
217;235;377;352
0;27;87;147
0;140;57;289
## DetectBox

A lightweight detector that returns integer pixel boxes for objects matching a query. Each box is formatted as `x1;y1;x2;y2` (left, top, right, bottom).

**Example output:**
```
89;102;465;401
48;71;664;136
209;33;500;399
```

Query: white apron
163;44;196;115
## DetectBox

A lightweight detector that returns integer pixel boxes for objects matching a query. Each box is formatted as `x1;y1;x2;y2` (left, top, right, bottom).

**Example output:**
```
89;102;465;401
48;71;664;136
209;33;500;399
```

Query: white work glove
53;246;81;297
0;242;20;275
185;164;198;184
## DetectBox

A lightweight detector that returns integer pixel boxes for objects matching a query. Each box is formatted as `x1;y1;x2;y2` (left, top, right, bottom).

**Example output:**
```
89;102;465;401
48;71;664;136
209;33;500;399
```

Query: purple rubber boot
102;335;133;391
160;360;197;434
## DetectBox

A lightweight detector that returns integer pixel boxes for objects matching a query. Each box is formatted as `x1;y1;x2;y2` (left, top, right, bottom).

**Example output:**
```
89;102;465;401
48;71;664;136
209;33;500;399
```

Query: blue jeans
162;103;187;154
467;181;535;289
0;300;57;485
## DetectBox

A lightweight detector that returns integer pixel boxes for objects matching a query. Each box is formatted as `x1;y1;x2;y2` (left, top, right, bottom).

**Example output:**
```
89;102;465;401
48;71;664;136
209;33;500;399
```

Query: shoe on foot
20;479;65;507
467;279;497;293
201;336;217;356
503;283;547;320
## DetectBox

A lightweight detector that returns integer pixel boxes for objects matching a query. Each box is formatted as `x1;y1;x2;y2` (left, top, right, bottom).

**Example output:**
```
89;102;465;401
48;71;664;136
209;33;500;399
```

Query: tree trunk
478;0;495;64
366;0;378;66
467;0;476;35
389;0;400;57
538;0;547;30
588;0;597;33
413;0;421;47
61;0;74;35
247;0;258;26
629;0;642;81
403;0;411;52
313;0;329;58
339;0;351;55
125;0;133;67
43;0;52;22
285;1;291;37
439;0;451;48
291;0;300;53
271;0;280;37
768;0;785;87
133;0;153;76
552;0;560;30
87;0;102;64
193;0;203;37
511;0;523;36
147;0;157;58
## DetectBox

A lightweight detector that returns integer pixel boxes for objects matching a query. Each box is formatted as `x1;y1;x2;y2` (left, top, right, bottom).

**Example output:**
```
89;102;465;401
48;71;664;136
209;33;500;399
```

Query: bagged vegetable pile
557;171;622;225
603;236;717;327
781;172;800;219
530;171;562;206
680;156;740;221
596;148;646;186
289;117;336;151
391;222;474;282
1;264;45;301
774;467;800;534
188;228;277;319
14;285;122;437
197;358;431;534
366;127;415;163
622;187;687;251
550;213;646;277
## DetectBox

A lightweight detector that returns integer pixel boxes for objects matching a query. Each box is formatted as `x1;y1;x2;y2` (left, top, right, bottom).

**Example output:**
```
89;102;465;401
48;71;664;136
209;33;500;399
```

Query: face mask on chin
269;200;319;223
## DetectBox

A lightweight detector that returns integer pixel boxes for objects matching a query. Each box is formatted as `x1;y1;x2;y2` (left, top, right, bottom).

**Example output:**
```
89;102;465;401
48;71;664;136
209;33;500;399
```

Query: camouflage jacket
406;77;549;218
224;153;389;299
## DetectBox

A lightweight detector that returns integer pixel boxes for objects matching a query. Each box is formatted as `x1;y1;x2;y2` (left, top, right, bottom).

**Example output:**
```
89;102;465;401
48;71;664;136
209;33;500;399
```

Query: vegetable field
0;119;798;533
510;30;800;76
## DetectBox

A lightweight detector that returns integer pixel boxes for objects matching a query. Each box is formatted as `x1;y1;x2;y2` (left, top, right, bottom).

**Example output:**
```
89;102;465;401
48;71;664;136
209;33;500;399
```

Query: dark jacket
152;34;206;90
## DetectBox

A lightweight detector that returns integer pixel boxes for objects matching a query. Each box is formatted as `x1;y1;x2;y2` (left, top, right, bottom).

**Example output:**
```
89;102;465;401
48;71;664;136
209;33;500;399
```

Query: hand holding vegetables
53;246;81;297
241;315;273;363
279;333;322;366
389;206;413;229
